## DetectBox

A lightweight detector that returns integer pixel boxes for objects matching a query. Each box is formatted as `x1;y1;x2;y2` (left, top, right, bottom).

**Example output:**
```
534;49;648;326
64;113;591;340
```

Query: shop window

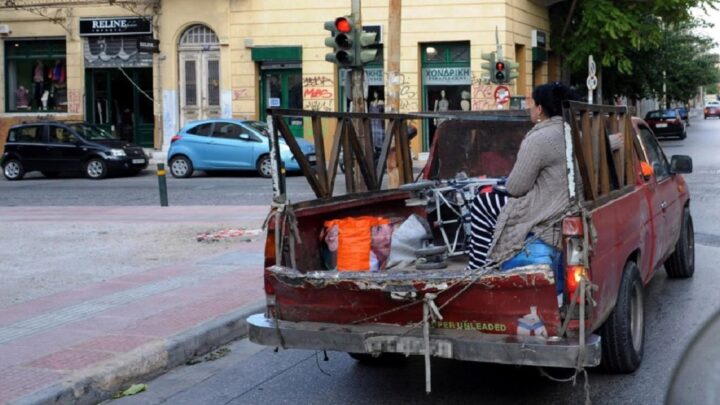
421;42;471;150
4;39;67;113
422;42;470;66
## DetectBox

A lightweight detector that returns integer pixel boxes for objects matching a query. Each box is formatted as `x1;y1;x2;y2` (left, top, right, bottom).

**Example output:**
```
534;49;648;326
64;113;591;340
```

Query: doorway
178;25;221;127
84;68;154;147
259;69;303;138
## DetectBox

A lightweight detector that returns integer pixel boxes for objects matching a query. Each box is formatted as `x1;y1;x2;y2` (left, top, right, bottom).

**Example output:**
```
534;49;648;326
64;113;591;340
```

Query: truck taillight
566;265;587;300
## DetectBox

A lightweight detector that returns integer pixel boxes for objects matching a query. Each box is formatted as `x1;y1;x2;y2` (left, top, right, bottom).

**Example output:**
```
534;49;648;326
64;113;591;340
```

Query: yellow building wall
1;0;550;152
227;0;550;152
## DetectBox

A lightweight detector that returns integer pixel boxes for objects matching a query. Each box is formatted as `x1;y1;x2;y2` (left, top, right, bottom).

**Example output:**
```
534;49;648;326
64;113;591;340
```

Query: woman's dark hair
532;81;576;117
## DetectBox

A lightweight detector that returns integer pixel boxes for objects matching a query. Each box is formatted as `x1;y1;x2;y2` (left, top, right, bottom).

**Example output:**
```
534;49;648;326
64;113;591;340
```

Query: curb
13;300;267;405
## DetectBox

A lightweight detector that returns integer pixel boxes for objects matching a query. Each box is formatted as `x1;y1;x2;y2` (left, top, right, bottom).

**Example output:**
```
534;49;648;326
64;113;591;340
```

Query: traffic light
494;60;507;84
506;60;520;82
324;16;378;67
324;16;355;66
356;28;378;65
481;52;496;82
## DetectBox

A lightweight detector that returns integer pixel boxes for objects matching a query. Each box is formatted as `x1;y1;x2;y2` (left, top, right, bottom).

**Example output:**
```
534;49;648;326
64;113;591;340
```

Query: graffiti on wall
67;89;82;114
232;88;252;101
303;75;335;111
471;72;498;111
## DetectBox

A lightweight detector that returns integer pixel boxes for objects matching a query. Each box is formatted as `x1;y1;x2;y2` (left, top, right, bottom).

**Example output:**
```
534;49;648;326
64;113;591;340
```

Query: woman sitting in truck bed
467;82;577;269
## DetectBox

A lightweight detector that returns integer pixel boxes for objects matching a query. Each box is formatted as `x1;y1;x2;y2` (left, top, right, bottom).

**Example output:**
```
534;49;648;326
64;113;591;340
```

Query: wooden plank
596;115;611;195
275;118;325;198
581;111;598;200
341;119;355;193
326;118;344;195
361;117;378;185
566;109;594;201
624;117;635;186
375;120;397;186
311;116;328;195
345;118;378;190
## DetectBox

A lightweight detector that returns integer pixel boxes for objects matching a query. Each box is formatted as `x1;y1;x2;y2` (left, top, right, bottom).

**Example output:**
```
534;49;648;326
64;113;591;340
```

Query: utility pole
386;0;402;188
350;0;371;191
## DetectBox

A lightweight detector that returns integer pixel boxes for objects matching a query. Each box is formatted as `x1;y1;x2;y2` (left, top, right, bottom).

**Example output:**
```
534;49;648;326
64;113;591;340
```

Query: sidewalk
0;206;269;404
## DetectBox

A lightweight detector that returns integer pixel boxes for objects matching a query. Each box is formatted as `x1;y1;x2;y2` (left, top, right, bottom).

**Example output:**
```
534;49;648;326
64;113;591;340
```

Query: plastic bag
386;214;431;269
323;216;390;272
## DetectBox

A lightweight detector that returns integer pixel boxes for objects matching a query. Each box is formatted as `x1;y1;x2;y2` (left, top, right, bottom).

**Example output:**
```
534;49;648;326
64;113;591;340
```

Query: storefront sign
138;38;160;54
340;68;384;86
83;36;152;68
422;67;471;85
80;17;152;36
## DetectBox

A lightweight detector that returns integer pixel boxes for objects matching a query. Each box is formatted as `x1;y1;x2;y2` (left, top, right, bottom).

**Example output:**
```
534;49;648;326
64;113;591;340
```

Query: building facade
0;0;557;155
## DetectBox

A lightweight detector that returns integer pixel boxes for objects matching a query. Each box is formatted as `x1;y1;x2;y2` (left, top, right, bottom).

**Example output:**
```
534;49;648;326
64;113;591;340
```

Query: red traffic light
495;61;505;71
335;17;352;33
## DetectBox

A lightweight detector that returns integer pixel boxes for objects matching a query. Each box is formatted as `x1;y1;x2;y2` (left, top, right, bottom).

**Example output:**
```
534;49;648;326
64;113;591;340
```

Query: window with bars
184;60;197;106
179;25;219;48
421;42;471;67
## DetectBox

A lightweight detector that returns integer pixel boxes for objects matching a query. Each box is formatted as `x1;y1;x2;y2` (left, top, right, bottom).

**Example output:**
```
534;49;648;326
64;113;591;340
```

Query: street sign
494;85;511;104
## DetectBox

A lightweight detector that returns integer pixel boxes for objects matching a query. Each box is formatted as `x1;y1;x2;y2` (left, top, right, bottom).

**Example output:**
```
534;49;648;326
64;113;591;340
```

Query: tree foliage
550;0;720;103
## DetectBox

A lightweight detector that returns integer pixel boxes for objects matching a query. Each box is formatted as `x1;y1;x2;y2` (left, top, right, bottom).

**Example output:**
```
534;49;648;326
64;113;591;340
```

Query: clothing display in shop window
32;60;46;109
50;60;67;106
15;86;30;110
461;90;471;111
434;89;450;126
369;92;385;151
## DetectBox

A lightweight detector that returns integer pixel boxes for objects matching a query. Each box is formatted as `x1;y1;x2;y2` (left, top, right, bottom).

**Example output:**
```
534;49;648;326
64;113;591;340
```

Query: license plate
132;159;146;164
308;155;317;163
656;123;667;128
364;336;453;358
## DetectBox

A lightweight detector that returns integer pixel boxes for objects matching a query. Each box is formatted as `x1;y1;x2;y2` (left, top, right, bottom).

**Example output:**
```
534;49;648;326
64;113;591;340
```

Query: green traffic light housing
323;15;379;67
481;52;496;83
505;60;520;81
323;16;357;66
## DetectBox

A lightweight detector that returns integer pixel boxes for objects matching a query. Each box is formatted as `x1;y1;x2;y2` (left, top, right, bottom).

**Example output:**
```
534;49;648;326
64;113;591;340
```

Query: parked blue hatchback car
167;119;316;178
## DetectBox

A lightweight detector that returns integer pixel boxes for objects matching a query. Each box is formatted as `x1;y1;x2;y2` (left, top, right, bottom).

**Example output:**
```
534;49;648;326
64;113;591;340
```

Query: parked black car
1;122;148;180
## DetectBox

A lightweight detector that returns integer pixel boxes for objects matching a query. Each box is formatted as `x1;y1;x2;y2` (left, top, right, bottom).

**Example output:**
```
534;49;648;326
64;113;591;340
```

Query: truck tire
600;261;644;373
348;352;407;365
665;208;694;278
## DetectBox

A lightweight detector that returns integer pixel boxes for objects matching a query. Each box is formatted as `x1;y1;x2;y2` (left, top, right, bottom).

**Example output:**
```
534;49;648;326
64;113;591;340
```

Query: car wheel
42;171;61;178
257;154;272;178
600;261;644;373
85;158;108;179
169;155;193;178
665;208;694;278
3;159;25;181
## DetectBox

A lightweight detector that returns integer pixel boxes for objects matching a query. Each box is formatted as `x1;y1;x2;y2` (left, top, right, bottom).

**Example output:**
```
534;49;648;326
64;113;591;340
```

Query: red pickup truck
248;103;693;379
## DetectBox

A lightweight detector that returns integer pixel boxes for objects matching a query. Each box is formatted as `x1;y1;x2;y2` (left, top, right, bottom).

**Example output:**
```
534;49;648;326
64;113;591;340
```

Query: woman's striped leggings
467;190;508;270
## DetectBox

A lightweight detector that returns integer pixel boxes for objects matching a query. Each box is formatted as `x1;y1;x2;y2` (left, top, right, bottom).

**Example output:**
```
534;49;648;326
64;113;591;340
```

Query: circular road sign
494;85;511;104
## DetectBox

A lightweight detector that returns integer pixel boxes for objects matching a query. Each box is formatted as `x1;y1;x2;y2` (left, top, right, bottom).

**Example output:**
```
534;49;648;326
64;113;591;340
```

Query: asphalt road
0;169;334;206
107;117;720;404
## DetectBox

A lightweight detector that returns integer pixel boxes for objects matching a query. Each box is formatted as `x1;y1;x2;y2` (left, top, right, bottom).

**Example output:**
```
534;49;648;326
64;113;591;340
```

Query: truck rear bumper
247;313;601;368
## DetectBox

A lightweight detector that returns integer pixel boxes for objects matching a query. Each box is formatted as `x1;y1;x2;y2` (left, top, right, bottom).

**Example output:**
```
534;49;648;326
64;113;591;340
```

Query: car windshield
646;110;676;119
245;121;271;137
69;124;119;140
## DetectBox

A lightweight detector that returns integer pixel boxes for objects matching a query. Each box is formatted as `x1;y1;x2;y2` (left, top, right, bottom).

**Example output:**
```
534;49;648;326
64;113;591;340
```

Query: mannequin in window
49;60;67;107
433;89;449;126
369;91;385;153
15;86;30;110
32;60;45;110
460;90;471;111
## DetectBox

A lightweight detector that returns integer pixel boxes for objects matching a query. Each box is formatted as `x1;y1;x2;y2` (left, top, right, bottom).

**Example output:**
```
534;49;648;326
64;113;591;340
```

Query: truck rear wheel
600;261;644;373
665;208;694;278
348;352;407;365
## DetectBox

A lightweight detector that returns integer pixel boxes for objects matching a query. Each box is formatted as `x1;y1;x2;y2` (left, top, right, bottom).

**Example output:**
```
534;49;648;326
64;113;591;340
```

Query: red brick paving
0;206;268;403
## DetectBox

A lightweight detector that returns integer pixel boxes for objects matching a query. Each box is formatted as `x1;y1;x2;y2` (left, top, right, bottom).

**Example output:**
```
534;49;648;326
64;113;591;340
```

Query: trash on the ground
186;347;232;365
112;383;147;399
196;228;262;243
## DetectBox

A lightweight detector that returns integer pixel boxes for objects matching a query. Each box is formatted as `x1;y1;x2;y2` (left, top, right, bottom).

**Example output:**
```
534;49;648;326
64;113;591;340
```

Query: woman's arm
505;134;546;197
